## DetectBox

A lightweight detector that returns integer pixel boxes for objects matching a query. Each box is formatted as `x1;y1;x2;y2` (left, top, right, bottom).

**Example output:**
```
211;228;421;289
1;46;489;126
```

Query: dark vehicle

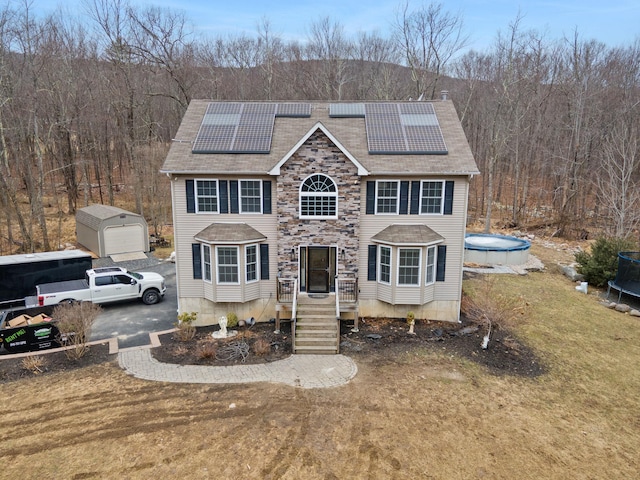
0;251;92;310
0;307;60;354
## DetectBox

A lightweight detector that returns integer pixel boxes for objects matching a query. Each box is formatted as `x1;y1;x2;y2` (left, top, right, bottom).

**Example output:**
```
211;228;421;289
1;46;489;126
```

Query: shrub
22;355;47;374
197;342;217;360
461;278;527;330
574;236;638;288
226;312;239;328
53;301;102;360
252;338;271;356
174;311;197;342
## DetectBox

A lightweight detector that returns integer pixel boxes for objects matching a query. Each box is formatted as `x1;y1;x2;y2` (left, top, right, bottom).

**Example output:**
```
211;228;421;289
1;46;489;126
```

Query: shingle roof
161;101;479;176
194;223;267;244
371;224;444;245
76;204;141;230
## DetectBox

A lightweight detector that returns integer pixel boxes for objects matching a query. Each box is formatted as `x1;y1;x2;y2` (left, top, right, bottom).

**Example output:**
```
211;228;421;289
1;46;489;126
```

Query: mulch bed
0;316;546;384
151;316;546;378
0;343;114;384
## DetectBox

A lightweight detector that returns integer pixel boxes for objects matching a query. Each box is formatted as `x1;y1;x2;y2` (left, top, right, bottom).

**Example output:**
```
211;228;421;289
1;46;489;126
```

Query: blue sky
29;0;640;51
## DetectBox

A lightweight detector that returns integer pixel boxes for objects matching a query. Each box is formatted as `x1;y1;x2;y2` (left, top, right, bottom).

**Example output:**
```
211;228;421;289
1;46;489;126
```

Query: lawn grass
463;268;640;477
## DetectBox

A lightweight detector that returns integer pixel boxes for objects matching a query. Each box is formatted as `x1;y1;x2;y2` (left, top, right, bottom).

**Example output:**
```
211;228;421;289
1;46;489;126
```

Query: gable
269;123;369;176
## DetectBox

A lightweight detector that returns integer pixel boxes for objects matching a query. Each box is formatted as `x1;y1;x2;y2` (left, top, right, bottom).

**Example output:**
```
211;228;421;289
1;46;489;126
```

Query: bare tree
352;31;403;100
126;4;196;109
596;110;640;237
256;18;284;101
305;17;353;100
394;1;468;99
555;33;607;236
221;34;261;99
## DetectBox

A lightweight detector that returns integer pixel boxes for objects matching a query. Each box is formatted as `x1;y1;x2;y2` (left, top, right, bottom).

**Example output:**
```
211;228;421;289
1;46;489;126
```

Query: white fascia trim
269;122;369;176
371;238;444;247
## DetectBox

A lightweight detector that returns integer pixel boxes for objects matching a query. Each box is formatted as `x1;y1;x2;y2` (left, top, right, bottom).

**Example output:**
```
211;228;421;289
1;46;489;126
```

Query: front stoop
294;302;339;354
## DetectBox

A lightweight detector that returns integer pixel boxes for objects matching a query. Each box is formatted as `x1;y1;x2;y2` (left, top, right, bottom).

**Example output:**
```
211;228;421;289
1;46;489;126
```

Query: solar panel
193;102;311;153
192;101;446;155
365;103;447;154
329;103;365;117
277;103;312;117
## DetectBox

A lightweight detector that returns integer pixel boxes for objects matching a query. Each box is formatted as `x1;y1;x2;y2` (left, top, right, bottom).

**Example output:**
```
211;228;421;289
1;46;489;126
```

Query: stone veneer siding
277;130;360;280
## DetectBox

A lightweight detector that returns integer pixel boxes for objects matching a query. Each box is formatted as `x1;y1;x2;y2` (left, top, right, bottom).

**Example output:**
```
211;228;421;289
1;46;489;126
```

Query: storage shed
76;204;149;257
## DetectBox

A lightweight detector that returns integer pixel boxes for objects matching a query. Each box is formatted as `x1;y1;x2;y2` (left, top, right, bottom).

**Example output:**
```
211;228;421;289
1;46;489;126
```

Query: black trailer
0;250;93;310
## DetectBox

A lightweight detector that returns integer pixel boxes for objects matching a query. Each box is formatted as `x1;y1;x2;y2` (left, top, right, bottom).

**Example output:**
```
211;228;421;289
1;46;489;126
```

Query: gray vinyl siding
358;176;469;305
76;222;100;257
376;282;393;304
172;175;277;301
422;285;436;304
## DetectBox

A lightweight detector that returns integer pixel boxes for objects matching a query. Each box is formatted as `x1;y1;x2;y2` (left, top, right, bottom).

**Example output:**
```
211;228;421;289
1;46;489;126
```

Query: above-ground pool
464;233;531;265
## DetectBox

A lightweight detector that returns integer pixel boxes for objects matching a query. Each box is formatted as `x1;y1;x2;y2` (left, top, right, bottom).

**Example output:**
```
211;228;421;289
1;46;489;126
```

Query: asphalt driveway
90;260;178;349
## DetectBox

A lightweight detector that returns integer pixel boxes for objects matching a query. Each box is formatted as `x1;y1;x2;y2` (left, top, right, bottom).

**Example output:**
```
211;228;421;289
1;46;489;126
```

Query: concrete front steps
294;302;339;354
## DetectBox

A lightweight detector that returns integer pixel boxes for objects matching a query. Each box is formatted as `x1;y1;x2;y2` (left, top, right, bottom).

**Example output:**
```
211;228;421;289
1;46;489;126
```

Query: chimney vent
441;90;449;101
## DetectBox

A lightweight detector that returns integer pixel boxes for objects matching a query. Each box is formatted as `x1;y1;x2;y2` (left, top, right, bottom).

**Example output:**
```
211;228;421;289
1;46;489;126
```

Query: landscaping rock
629;309;640;317
614;303;631;313
561;264;584;282
456;326;479;336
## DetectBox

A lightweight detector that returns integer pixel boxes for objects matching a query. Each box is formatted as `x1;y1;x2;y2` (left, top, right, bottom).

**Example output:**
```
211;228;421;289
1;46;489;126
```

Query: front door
307;247;330;293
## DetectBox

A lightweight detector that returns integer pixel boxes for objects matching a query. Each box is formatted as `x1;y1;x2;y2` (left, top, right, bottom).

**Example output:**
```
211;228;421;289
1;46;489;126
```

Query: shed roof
161;101;479;177
76;204;143;230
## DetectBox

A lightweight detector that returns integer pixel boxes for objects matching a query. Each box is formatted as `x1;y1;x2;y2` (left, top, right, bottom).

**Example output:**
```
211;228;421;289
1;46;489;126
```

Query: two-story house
161;96;479;353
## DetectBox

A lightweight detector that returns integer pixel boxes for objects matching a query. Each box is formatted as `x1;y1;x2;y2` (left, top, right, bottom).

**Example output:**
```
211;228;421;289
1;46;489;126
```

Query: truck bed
37;279;89;294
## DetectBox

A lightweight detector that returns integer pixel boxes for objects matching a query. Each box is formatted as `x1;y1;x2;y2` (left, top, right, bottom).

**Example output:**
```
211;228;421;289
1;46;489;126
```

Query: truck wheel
142;289;161;305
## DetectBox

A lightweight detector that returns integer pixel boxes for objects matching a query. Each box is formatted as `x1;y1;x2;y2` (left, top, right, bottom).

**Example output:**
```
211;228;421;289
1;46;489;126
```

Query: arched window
299;174;338;218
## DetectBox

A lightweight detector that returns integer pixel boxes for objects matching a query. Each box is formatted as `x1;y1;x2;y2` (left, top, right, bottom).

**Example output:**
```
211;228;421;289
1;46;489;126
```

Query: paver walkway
118;348;358;389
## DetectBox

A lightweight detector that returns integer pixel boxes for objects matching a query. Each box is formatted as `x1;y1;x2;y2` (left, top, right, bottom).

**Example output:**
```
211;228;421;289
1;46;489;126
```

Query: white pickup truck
36;267;166;307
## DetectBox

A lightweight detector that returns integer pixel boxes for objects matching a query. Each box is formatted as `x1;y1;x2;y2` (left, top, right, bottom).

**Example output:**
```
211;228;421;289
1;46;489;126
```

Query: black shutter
230;180;239;213
218;180;228;214
262;180;272;214
399;181;409;214
410;181;420;215
260;244;269;280
444;181;454;215
192;244;202;279
366;181;375;214
436;245;447;282
186;180;195;213
367;245;377;281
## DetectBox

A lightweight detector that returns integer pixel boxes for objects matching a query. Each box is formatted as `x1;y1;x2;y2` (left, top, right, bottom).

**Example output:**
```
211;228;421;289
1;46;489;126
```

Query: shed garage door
104;224;145;255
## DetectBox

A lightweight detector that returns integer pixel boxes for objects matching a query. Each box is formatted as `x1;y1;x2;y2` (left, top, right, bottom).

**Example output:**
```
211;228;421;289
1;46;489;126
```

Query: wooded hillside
1;1;638;254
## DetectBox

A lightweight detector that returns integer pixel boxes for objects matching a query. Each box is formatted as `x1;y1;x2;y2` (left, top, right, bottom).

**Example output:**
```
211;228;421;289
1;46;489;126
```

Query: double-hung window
202;245;212;282
300;174;337;218
420;180;444;214
240;180;262;213
216;246;239;284
196;180;219;213
379;246;391;284
425;246;436;285
246;245;258;283
398;248;421;286
376;181;399;214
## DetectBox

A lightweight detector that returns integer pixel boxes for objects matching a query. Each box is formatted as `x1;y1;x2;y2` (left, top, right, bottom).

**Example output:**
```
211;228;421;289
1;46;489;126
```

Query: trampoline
607;252;640;302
